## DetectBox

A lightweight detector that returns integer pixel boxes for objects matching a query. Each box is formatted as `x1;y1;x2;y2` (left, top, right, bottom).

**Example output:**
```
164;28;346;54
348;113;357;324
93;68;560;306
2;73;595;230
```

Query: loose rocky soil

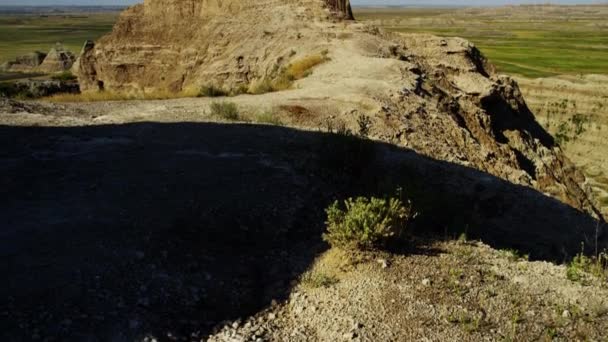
209;242;608;342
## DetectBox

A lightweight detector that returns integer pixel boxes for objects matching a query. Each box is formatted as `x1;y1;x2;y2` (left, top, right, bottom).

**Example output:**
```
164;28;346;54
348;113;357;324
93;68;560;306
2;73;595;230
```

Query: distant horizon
0;0;607;7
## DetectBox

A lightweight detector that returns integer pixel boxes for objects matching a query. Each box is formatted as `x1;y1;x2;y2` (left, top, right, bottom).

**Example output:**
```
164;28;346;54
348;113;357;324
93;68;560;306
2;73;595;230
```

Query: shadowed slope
0;122;605;340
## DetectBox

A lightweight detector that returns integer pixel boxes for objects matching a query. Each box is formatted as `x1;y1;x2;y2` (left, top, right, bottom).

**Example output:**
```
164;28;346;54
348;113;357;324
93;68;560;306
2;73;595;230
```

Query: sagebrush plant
323;196;412;250
210;101;240;121
566;246;608;283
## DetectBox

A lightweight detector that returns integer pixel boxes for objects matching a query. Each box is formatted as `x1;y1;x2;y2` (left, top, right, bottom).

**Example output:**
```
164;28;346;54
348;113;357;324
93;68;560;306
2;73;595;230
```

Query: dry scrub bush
250;53;329;94
210;101;240;121
323;196;412;250
285;54;329;80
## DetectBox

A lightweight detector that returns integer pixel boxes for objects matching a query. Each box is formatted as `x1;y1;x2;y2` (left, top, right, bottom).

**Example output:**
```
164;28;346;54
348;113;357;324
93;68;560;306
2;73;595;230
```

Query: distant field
355;6;608;78
0;13;119;63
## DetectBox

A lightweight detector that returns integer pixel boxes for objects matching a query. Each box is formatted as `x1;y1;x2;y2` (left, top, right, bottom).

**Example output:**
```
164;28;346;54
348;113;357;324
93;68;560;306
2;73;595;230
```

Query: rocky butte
75;0;605;242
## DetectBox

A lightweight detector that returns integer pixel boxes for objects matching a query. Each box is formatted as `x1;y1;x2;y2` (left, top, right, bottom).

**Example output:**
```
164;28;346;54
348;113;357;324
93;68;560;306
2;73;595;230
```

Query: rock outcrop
75;0;604;223
38;44;76;73
0;51;47;72
1;45;75;74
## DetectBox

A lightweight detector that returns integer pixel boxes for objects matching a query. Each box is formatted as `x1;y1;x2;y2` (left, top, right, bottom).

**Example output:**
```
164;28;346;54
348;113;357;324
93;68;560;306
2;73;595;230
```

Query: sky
0;0;605;6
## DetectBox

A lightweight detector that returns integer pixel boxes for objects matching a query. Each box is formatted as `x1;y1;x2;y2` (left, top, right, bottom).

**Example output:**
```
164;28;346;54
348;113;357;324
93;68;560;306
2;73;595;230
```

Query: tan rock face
38;44;76;73
75;0;604;223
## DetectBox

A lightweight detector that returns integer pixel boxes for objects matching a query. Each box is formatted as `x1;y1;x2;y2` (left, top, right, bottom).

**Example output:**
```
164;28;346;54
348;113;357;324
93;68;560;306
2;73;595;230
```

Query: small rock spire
323;0;354;20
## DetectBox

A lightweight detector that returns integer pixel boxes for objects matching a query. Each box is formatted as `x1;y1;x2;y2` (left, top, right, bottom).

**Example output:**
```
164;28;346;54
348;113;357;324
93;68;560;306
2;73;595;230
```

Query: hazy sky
0;0;605;6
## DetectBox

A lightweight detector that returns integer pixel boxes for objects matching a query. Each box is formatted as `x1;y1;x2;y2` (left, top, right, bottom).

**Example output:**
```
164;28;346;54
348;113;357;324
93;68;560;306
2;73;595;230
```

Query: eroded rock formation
75;0;604;225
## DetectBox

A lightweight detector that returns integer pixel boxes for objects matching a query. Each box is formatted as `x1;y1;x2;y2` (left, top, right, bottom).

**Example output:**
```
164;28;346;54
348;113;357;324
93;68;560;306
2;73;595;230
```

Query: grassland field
355;6;608;78
0;12;118;64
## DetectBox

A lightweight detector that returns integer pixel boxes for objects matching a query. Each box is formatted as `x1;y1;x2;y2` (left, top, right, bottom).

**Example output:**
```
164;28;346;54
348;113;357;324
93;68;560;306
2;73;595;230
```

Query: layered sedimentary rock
38;44;76;73
1;45;75;74
75;0;604;224
0;51;46;72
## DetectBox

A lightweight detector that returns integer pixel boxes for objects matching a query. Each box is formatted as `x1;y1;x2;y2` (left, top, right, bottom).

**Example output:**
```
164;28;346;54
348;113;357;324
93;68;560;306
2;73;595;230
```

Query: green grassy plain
0;13;118;63
355;7;608;78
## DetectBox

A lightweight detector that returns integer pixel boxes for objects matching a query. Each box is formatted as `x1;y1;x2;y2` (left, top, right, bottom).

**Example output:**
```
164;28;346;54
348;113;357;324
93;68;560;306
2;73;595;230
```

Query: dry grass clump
254;111;282;125
209;101;240;121
285;53;329;80
250;53;330;94
48;88;200;103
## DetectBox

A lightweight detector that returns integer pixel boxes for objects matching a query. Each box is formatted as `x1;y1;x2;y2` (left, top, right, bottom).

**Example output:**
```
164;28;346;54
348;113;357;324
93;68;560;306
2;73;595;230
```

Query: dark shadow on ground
0;122;605;341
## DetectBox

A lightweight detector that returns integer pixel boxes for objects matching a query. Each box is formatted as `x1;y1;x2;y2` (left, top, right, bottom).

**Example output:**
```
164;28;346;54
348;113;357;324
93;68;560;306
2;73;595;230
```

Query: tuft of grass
566;247;608;284
210;101;240;121
254;111;282;125
50;71;77;82
300;271;339;289
499;249;530;262
198;85;228;97
285;54;329;80
249;53;330;94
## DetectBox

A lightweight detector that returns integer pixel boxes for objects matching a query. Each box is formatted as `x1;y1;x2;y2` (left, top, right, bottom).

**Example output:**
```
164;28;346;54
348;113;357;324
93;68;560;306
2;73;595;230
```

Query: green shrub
323;196;412;250
210;101;240;121
0;82;33;99
567;249;608;284
51;71;77;82
198;85;228;97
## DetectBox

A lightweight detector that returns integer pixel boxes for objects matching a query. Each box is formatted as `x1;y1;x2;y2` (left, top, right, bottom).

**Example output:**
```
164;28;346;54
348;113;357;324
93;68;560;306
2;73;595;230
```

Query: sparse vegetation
48;89;200;102
566;246;608;284
250;53;330;94
554;112;589;146
198;85;228;97
210;101;240;121
323;196;412;250
300;271;338;288
254;111;282;125
50;71;77;82
284;54;329;80
499;249;530;262
0;82;32;99
356;114;372;138
318;122;377;179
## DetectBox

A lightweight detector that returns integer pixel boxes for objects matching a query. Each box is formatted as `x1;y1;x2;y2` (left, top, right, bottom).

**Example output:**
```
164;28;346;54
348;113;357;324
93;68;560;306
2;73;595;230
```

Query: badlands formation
76;0;603;219
2;0;608;340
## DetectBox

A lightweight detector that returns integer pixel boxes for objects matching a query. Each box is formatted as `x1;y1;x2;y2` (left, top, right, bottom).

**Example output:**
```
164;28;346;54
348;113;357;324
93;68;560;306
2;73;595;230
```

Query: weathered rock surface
1;45;75;74
74;0;604;222
0;51;47;72
38;44;76;73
